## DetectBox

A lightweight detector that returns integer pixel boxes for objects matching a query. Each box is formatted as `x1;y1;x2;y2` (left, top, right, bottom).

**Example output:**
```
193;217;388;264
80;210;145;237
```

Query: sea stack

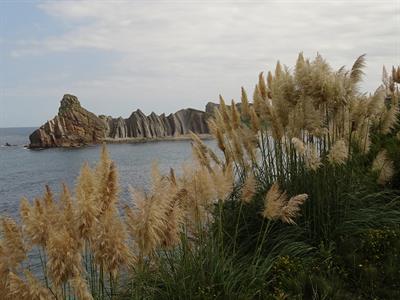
29;94;210;148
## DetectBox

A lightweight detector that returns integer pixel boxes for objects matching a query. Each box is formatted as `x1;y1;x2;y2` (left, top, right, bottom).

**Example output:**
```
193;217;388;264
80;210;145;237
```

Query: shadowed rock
29;94;211;148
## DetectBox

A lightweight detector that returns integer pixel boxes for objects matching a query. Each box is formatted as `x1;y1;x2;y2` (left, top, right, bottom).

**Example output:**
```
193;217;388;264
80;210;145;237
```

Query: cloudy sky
0;0;399;127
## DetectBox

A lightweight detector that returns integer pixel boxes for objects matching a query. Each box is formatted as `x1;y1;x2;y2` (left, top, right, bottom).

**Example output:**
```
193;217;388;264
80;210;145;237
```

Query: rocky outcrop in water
29;94;210;148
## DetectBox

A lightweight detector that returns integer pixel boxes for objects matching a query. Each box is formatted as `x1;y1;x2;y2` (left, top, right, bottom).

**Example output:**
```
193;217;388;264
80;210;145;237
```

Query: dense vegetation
1;54;399;299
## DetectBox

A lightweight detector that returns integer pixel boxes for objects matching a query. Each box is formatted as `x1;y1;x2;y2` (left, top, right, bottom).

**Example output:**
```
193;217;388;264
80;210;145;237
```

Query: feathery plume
295;52;305;74
372;150;395;185
179;164;216;229
231;130;244;164
25;271;54;300
262;183;287;220
231;100;240;129
6;272;31;300
350;54;366;85
208;119;226;153
70;275;93;300
249;107;260;133
280;194;308;224
1;218;26;269
92;210;133;277
21;198;49;247
239;127;258;162
191;132;211;170
241;173;256;203
327;140;348;165
94;145;114;214
43;185;55;208
161;190;185;248
262;101;284;140
291;137;306;156
240;87;250;118
59;183;78;242
212;164;233;201
382;66;389;87
380;104;399;134
98;161;119;216
46;227;81;287
253;85;263;114
367;88;384;115
219;95;232;132
19;197;31;221
305;145;322;171
258;72;268;100
7;271;54;300
76;162;99;240
267;71;273;90
275;61;282;78
125;190;167;256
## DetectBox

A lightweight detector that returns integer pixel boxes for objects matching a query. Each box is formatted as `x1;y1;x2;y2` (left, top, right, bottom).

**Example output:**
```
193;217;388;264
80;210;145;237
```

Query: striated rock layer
29;94;210;148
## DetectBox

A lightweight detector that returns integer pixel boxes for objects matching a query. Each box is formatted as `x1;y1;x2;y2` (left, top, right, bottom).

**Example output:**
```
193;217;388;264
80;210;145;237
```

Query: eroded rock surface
29;94;210;148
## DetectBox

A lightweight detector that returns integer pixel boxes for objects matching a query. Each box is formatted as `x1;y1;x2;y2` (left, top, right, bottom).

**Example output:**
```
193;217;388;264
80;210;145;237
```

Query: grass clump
0;56;399;299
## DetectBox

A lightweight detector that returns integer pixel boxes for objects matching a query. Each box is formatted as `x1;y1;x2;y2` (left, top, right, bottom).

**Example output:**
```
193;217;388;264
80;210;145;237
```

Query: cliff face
29;94;210;148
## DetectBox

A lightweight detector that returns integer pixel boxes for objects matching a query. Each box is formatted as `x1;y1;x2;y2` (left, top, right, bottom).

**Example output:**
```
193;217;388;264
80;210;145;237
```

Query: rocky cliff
29;94;210;148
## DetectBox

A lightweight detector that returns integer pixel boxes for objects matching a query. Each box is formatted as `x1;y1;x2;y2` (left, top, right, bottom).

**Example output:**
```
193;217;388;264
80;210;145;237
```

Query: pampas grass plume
1;218;26;269
305;145;322;171
281;194;308;224
291;137;306;156
76;162;99;240
241;173;256;203
240;87;250;118
327;140;348;165
372;150;395;185
262;183;286;220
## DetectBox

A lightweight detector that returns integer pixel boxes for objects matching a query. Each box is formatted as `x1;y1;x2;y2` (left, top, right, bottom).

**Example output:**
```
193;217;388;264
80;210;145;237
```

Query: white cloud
5;0;400;124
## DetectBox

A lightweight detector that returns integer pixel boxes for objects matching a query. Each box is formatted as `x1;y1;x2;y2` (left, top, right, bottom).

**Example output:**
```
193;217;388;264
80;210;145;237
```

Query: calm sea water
0;127;214;219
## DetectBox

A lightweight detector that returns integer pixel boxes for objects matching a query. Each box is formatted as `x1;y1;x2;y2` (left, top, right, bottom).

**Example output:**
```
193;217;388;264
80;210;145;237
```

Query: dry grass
0;54;398;299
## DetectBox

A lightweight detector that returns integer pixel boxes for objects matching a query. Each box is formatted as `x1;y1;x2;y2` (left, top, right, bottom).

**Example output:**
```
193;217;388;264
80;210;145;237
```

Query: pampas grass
327;140;348;165
262;183;288;220
262;183;308;224
241;173;256;204
1;55;399;299
372;150;395;185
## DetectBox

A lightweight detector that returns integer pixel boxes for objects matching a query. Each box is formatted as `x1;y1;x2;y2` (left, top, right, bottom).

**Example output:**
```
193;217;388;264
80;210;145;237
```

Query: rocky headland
29;94;212;148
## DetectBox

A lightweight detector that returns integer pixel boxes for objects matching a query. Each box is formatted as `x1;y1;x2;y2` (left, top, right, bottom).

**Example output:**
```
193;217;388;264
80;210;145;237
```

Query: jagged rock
205;101;245;115
29;94;211;148
205;102;220;115
29;95;107;148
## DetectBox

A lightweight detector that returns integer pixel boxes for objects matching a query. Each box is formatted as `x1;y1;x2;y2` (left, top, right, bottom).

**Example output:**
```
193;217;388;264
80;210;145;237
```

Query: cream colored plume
262;183;308;224
372;150;395;185
305;145;322;171
281;194;308;224
327;140;348;165
262;183;287;220
291;137;306;156
241;173;256;203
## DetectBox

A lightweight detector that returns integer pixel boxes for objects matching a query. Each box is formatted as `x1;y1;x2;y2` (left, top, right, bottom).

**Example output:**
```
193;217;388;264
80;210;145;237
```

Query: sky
0;0;399;127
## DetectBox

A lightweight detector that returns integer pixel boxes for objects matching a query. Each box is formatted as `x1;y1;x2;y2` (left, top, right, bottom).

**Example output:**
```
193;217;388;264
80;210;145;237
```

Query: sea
0;127;213;219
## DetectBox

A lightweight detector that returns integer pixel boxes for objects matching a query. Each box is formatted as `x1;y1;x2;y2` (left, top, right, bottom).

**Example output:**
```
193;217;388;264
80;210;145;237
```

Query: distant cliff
29;94;211;148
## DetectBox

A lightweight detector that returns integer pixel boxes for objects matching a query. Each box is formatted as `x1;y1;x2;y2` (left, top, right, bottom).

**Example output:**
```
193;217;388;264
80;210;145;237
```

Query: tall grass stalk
0;55;399;299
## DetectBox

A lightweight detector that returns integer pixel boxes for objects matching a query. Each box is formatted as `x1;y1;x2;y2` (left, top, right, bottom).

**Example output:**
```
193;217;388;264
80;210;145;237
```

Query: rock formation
29;94;210;148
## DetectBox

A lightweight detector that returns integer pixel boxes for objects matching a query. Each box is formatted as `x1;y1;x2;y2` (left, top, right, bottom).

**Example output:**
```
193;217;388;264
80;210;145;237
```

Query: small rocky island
29;94;213;148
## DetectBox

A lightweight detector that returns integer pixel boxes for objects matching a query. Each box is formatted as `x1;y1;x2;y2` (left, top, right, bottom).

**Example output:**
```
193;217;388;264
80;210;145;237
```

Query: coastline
101;133;213;144
28;133;214;149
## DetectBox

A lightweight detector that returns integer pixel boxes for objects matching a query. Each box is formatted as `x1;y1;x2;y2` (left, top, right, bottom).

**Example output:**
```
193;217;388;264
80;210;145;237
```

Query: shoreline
101;133;213;144
28;134;214;149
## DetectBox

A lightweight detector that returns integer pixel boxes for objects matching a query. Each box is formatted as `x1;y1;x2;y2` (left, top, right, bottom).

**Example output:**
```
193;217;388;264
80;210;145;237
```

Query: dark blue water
0;127;213;219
